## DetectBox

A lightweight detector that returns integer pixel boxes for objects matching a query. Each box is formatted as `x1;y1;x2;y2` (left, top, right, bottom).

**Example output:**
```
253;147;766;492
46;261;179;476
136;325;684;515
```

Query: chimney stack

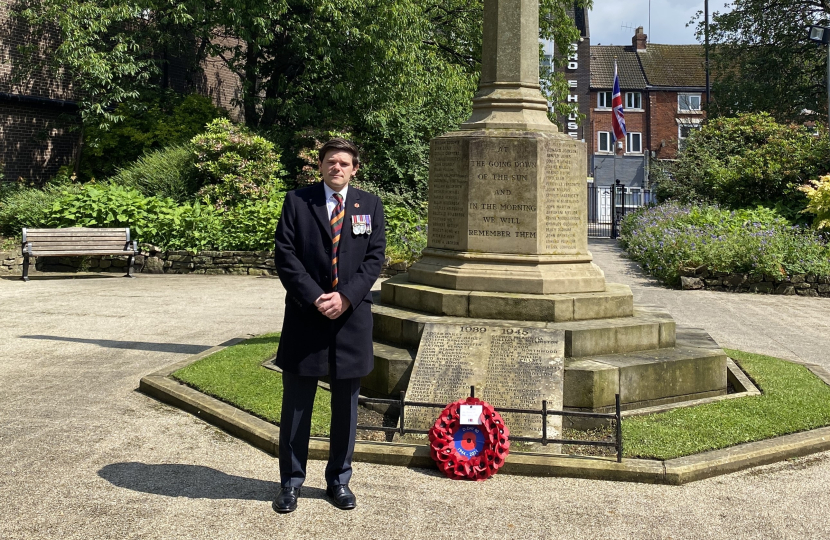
633;26;647;51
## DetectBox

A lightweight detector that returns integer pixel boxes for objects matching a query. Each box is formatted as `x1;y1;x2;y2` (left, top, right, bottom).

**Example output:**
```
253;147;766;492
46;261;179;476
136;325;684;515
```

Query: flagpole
610;57;626;238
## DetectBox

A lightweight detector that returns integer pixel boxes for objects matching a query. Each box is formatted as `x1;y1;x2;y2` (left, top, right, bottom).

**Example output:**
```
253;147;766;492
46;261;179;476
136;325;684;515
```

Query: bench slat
26;235;129;242
30;246;132;253
29;240;132;249
26;231;128;237
31;250;135;256
26;228;127;233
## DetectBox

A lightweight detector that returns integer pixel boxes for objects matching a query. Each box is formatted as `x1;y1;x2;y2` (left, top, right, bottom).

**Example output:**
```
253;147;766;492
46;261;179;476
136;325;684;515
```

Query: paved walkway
1;241;829;540
589;239;830;367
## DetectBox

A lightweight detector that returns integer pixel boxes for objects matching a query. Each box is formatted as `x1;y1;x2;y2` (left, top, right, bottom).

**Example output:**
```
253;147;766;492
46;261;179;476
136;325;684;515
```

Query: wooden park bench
21;227;138;281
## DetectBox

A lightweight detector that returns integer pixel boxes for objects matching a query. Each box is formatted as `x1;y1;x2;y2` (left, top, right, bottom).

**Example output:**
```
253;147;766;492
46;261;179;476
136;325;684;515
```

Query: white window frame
597;131;612;153
625;132;643;154
678;124;701;150
678;93;702;112
625;92;642;110
678;125;700;140
597;91;612;109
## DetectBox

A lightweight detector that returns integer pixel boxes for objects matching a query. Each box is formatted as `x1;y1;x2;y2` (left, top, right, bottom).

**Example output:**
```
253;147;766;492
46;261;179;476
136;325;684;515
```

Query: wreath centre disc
453;426;485;458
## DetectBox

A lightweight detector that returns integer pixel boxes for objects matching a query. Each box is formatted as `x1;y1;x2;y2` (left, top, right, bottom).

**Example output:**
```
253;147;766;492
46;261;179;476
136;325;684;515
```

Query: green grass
623;348;830;460
172;333;333;436
172;336;830;460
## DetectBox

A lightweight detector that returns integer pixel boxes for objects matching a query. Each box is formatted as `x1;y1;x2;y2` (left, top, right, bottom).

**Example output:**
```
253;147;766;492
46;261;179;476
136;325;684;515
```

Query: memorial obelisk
406;0;606;295
369;0;728;442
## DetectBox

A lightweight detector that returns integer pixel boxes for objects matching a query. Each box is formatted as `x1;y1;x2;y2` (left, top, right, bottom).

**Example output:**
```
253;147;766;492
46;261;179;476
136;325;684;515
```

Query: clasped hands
314;292;351;319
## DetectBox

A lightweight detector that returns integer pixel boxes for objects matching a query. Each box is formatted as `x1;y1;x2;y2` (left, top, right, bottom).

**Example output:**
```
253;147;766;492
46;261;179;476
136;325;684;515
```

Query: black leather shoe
273;486;300;513
326;484;356;510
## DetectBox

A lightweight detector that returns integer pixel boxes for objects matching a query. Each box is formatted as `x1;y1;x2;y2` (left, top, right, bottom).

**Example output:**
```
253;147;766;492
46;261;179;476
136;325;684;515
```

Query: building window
625;92;642;109
626;132;642;153
598;131;612;153
597;91;612;108
678;93;702;112
678;125;700;139
678;125;701;150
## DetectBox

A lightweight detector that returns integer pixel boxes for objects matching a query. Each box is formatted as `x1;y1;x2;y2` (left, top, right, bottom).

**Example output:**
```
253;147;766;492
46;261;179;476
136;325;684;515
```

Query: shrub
214;194;285;251
800;174;830;231
109;144;199;202
42;182;285;253
192;119;286;208
0;183;78;236
382;193;427;263
45;183;175;241
657;113;830;222
80;92;225;180
620;202;830;285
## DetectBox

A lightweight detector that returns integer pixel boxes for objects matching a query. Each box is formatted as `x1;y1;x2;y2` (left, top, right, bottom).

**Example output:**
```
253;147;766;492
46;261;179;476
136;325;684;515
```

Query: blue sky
588;0;732;46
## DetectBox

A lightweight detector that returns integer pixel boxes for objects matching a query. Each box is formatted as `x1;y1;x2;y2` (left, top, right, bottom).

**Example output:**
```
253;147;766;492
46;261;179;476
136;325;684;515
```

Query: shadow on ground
19;335;212;354
98;462;327;501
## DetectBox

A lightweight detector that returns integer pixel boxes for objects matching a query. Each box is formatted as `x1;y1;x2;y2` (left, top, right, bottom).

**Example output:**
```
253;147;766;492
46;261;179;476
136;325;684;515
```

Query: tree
655;113;830;222
13;0;195;125
694;0;830;123
15;0;590;192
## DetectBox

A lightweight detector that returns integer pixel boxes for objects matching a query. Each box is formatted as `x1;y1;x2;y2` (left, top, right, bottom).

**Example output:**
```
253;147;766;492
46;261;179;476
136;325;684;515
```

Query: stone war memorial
363;0;727;439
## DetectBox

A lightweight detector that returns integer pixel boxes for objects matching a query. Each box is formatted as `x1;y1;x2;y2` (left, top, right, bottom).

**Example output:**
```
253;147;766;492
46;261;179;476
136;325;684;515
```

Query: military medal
351;215;372;235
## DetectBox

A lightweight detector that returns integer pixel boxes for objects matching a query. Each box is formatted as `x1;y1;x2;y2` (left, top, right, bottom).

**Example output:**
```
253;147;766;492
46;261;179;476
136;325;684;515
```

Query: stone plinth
408;130;605;294
404;322;564;440
381;274;633;322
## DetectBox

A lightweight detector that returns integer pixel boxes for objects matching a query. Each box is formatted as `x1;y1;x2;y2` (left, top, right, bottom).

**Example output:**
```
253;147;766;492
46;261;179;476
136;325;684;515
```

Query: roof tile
590;44;706;89
590;46;646;90
637;44;706;87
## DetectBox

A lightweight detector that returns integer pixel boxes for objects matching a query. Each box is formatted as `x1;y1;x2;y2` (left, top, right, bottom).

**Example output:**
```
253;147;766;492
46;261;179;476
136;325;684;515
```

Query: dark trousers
279;371;360;488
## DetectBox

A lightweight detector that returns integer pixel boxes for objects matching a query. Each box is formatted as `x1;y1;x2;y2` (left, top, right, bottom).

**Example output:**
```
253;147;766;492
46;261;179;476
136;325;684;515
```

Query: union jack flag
611;61;626;142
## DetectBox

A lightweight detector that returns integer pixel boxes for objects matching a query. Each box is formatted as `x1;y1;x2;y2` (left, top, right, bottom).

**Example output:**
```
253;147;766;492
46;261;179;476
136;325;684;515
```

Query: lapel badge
354;203;359;208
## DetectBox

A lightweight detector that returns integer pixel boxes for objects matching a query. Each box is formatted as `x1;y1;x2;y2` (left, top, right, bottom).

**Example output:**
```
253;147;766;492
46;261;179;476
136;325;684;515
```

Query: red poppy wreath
428;397;510;481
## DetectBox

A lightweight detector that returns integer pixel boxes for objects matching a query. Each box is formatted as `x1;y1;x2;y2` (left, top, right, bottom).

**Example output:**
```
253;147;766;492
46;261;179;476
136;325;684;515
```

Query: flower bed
620;203;830;292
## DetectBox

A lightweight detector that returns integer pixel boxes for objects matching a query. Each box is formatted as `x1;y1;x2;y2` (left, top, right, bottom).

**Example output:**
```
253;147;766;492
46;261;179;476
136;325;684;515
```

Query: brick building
0;1;80;183
589;27;707;189
542;4;590;143
0;4;240;184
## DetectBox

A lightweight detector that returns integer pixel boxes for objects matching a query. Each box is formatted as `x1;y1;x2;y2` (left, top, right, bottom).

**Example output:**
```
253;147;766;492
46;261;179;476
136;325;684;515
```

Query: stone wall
0;243;409;277
0;245;23;276
680;266;830;298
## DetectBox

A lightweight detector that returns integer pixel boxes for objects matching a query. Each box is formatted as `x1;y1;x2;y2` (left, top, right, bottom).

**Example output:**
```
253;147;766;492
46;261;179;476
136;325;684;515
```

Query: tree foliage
656;113;830;222
694;0;830;122
80;92;224;180
16;0;591;193
801;174;830;230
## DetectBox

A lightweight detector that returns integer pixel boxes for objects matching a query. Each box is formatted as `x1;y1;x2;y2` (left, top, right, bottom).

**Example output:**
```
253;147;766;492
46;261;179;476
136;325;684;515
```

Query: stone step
371;295;675;357
362;327;725;420
363;341;416;398
380;273;633;322
564;328;727;411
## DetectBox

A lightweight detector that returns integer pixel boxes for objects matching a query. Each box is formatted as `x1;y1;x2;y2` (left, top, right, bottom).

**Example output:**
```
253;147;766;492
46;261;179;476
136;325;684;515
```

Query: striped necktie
330;192;344;290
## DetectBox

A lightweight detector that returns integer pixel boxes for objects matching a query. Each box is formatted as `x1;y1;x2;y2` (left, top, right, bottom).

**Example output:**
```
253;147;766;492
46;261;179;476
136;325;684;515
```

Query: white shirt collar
323;181;348;203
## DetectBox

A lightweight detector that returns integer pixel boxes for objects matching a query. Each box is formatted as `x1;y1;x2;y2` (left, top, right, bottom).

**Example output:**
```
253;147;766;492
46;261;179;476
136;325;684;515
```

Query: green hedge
43;183;285;252
655;113;830;223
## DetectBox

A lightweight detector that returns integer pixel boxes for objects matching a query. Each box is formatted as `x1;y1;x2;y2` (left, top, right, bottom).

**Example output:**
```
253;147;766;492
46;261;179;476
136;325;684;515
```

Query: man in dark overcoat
272;138;385;513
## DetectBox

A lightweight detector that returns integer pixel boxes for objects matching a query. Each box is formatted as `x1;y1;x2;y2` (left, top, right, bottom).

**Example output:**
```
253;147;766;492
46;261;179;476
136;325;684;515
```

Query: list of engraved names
428;139;466;249
405;323;565;437
542;143;582;253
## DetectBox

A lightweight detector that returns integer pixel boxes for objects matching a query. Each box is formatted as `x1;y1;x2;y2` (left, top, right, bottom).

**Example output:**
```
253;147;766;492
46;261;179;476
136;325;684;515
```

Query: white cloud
588;0;732;46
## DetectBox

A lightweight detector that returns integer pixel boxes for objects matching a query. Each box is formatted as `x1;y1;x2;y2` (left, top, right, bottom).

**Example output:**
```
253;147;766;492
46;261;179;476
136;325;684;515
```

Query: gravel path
2;244;829;540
